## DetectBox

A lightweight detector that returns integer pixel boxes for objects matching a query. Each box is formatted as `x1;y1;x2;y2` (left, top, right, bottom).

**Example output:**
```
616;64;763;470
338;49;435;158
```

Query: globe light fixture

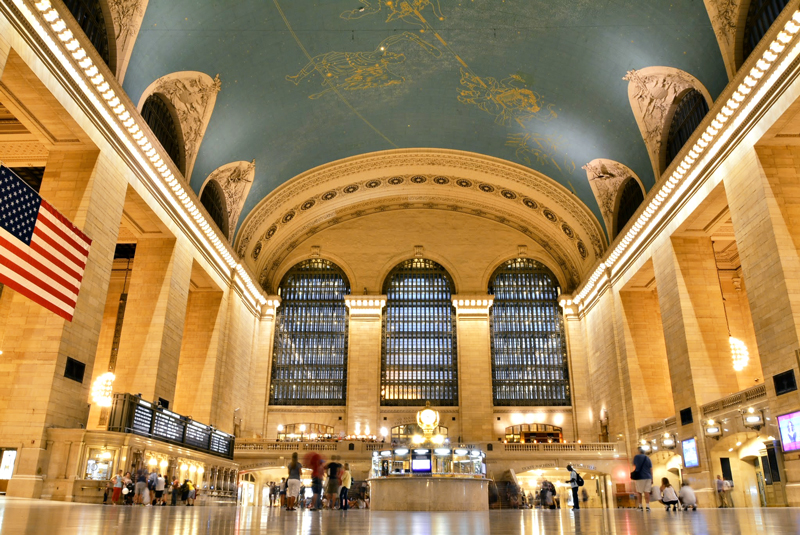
91;372;115;407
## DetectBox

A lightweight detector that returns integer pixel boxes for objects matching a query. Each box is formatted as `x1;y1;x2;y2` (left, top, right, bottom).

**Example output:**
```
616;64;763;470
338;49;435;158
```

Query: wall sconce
661;432;676;449
742;407;764;430
704;419;722;439
638;439;651;453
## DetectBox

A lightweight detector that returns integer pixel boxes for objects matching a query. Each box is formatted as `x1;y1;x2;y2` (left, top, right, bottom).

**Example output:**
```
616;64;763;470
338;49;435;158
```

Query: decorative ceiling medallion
434;176;450;185
322;191;337;200
501;190;517;199
562;224;575;239
301;199;316;210
411;176;427;184
252;242;262;260
456;179;472;188
479;184;495;193
543;209;558;222
344;184;359;194
577;242;588;259
282;211;296;223
265;225;277;240
366;180;382;188
523;198;538;210
388;177;405;185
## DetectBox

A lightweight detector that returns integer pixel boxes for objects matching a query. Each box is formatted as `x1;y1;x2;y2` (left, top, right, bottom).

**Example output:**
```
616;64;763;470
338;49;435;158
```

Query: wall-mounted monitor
682;438;699;468
411;458;431;472
777;411;800;452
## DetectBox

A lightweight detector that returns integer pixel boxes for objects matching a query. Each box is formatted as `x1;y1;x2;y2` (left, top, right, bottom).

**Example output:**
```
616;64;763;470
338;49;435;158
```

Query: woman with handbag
630;447;653;511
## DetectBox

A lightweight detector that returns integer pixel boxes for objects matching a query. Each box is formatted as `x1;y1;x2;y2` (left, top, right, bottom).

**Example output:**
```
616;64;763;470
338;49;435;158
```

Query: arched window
381;259;458;406
269;259;350;406
615;179;645;236
391;424;448;441
489;259;570;406
200;181;229;238
743;0;790;63
665;89;709;169
141;94;184;175
63;0;112;69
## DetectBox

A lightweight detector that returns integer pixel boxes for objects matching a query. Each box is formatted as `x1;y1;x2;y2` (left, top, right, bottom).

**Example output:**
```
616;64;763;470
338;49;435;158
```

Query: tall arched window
200;181;229;238
141;94;185;175
615;179;645;236
64;0;112;69
743;0;790;63
665;89;709;169
489;259;570;406
381;259;458;406
269;259;350;406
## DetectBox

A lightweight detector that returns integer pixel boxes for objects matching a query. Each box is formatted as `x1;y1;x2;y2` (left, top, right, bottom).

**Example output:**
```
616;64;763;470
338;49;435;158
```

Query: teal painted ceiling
123;0;728;235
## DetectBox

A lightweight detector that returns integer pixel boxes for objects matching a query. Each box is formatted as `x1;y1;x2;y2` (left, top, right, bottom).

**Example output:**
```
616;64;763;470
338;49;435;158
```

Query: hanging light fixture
712;241;749;372
730;337;750;371
91;372;115;407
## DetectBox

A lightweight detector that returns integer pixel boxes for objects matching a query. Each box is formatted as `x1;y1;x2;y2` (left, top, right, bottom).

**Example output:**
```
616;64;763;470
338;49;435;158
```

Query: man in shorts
155;473;166;505
134;468;148;505
632;447;653;511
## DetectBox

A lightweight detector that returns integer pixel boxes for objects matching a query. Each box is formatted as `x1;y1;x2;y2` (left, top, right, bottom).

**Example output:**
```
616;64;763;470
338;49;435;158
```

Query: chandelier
91;372;115;407
730;337;750;372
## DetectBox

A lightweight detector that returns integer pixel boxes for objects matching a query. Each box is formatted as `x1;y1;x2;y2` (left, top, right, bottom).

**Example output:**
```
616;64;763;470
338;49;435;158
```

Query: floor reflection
1;499;800;535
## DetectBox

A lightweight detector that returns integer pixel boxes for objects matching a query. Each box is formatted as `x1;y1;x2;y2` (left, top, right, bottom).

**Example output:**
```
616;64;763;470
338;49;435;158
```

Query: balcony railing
701;384;768;417
107;393;235;459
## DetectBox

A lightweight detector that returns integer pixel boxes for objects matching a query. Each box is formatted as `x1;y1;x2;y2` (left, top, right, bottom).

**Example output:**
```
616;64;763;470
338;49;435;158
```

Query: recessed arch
662;88;710;171
199;179;229;239
140;93;185;175
612;177;646;237
480;251;568;295
63;0;117;73
374;251;463;297
380;258;458;407
271;249;359;298
737;0;791;69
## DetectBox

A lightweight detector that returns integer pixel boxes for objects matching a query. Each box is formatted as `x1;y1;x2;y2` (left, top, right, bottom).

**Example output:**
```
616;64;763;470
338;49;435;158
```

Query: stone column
113;237;193;405
0;150;127;498
723;146;800;505
252;297;280;437
452;295;494;442
344;296;386;435
173;288;225;422
652;237;739;506
561;300;597;441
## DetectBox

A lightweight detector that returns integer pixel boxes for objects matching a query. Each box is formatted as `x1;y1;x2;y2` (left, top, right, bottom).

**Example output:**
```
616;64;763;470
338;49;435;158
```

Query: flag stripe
33;225;86;269
40;200;91;248
34;211;89;261
0;232;79;294
0;254;77;308
38;204;90;254
29;239;83;282
0;264;74;320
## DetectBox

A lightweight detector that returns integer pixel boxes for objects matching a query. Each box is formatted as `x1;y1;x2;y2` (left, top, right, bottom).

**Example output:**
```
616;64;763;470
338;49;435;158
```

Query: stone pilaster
252;297;280;437
453;295;494;442
113;237;193;405
1;150;127;498
724;146;800;505
561;300;596;441
344;296;386;435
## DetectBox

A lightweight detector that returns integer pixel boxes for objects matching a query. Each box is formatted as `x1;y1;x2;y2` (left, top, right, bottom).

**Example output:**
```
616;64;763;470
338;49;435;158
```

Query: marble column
344;296;386;435
453;295;494;442
252;297;280;437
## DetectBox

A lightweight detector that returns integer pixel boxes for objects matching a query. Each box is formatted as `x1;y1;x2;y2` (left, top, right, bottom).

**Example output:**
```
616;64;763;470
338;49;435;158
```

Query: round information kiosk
368;404;489;511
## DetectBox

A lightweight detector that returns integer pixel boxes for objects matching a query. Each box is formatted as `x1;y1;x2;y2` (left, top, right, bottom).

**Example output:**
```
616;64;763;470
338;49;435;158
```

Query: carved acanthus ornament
139;71;222;182
623;67;710;177
107;0;149;83
703;0;742;78
202;160;256;242
582;159;643;238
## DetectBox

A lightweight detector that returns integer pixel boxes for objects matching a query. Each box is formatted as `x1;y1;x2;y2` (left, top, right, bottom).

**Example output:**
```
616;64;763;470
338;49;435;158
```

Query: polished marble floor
1;499;800;534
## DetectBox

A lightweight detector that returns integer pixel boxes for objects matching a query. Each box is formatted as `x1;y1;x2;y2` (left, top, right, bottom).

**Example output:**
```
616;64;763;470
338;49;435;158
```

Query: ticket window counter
0;449;17;494
83;449;115;482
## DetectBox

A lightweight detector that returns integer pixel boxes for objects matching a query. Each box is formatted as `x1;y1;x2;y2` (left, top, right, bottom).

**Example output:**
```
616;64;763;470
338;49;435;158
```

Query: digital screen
0;450;17;479
777;411;800;452
411;459;431;472
682;438;699;468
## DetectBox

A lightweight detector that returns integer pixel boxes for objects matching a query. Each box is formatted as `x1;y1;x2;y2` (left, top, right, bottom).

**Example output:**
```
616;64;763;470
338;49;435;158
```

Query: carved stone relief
582;158;644;239
201;160;256;243
623;67;712;178
703;0;743;78
107;0;149;83
235;150;606;264
138;71;221;182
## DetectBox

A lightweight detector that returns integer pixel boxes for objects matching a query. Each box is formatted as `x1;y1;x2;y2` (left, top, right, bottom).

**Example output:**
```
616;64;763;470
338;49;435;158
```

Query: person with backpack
631;447;654;511
566;464;583;510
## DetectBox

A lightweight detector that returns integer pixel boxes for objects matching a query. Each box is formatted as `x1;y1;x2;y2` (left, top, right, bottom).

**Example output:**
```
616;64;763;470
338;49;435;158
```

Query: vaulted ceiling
122;1;728;235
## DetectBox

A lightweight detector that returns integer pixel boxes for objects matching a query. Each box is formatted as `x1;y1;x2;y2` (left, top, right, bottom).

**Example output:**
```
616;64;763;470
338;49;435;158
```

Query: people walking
631;447;653;511
111;470;124;505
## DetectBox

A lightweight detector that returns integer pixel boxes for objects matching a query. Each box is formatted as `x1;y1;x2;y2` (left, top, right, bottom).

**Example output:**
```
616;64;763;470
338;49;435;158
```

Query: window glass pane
381;259;458;406
489;258;571;406
269;259;350;406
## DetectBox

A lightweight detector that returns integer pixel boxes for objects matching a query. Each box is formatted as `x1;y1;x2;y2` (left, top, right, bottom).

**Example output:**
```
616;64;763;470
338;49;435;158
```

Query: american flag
0;165;92;321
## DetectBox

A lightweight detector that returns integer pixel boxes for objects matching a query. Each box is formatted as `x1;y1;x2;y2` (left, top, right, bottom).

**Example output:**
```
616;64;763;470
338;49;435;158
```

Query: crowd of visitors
632;447;699;512
103;468;198;506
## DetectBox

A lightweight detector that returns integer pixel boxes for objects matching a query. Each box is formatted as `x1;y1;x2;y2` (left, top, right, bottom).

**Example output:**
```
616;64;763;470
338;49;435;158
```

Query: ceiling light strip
573;11;800;311
20;0;267;308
